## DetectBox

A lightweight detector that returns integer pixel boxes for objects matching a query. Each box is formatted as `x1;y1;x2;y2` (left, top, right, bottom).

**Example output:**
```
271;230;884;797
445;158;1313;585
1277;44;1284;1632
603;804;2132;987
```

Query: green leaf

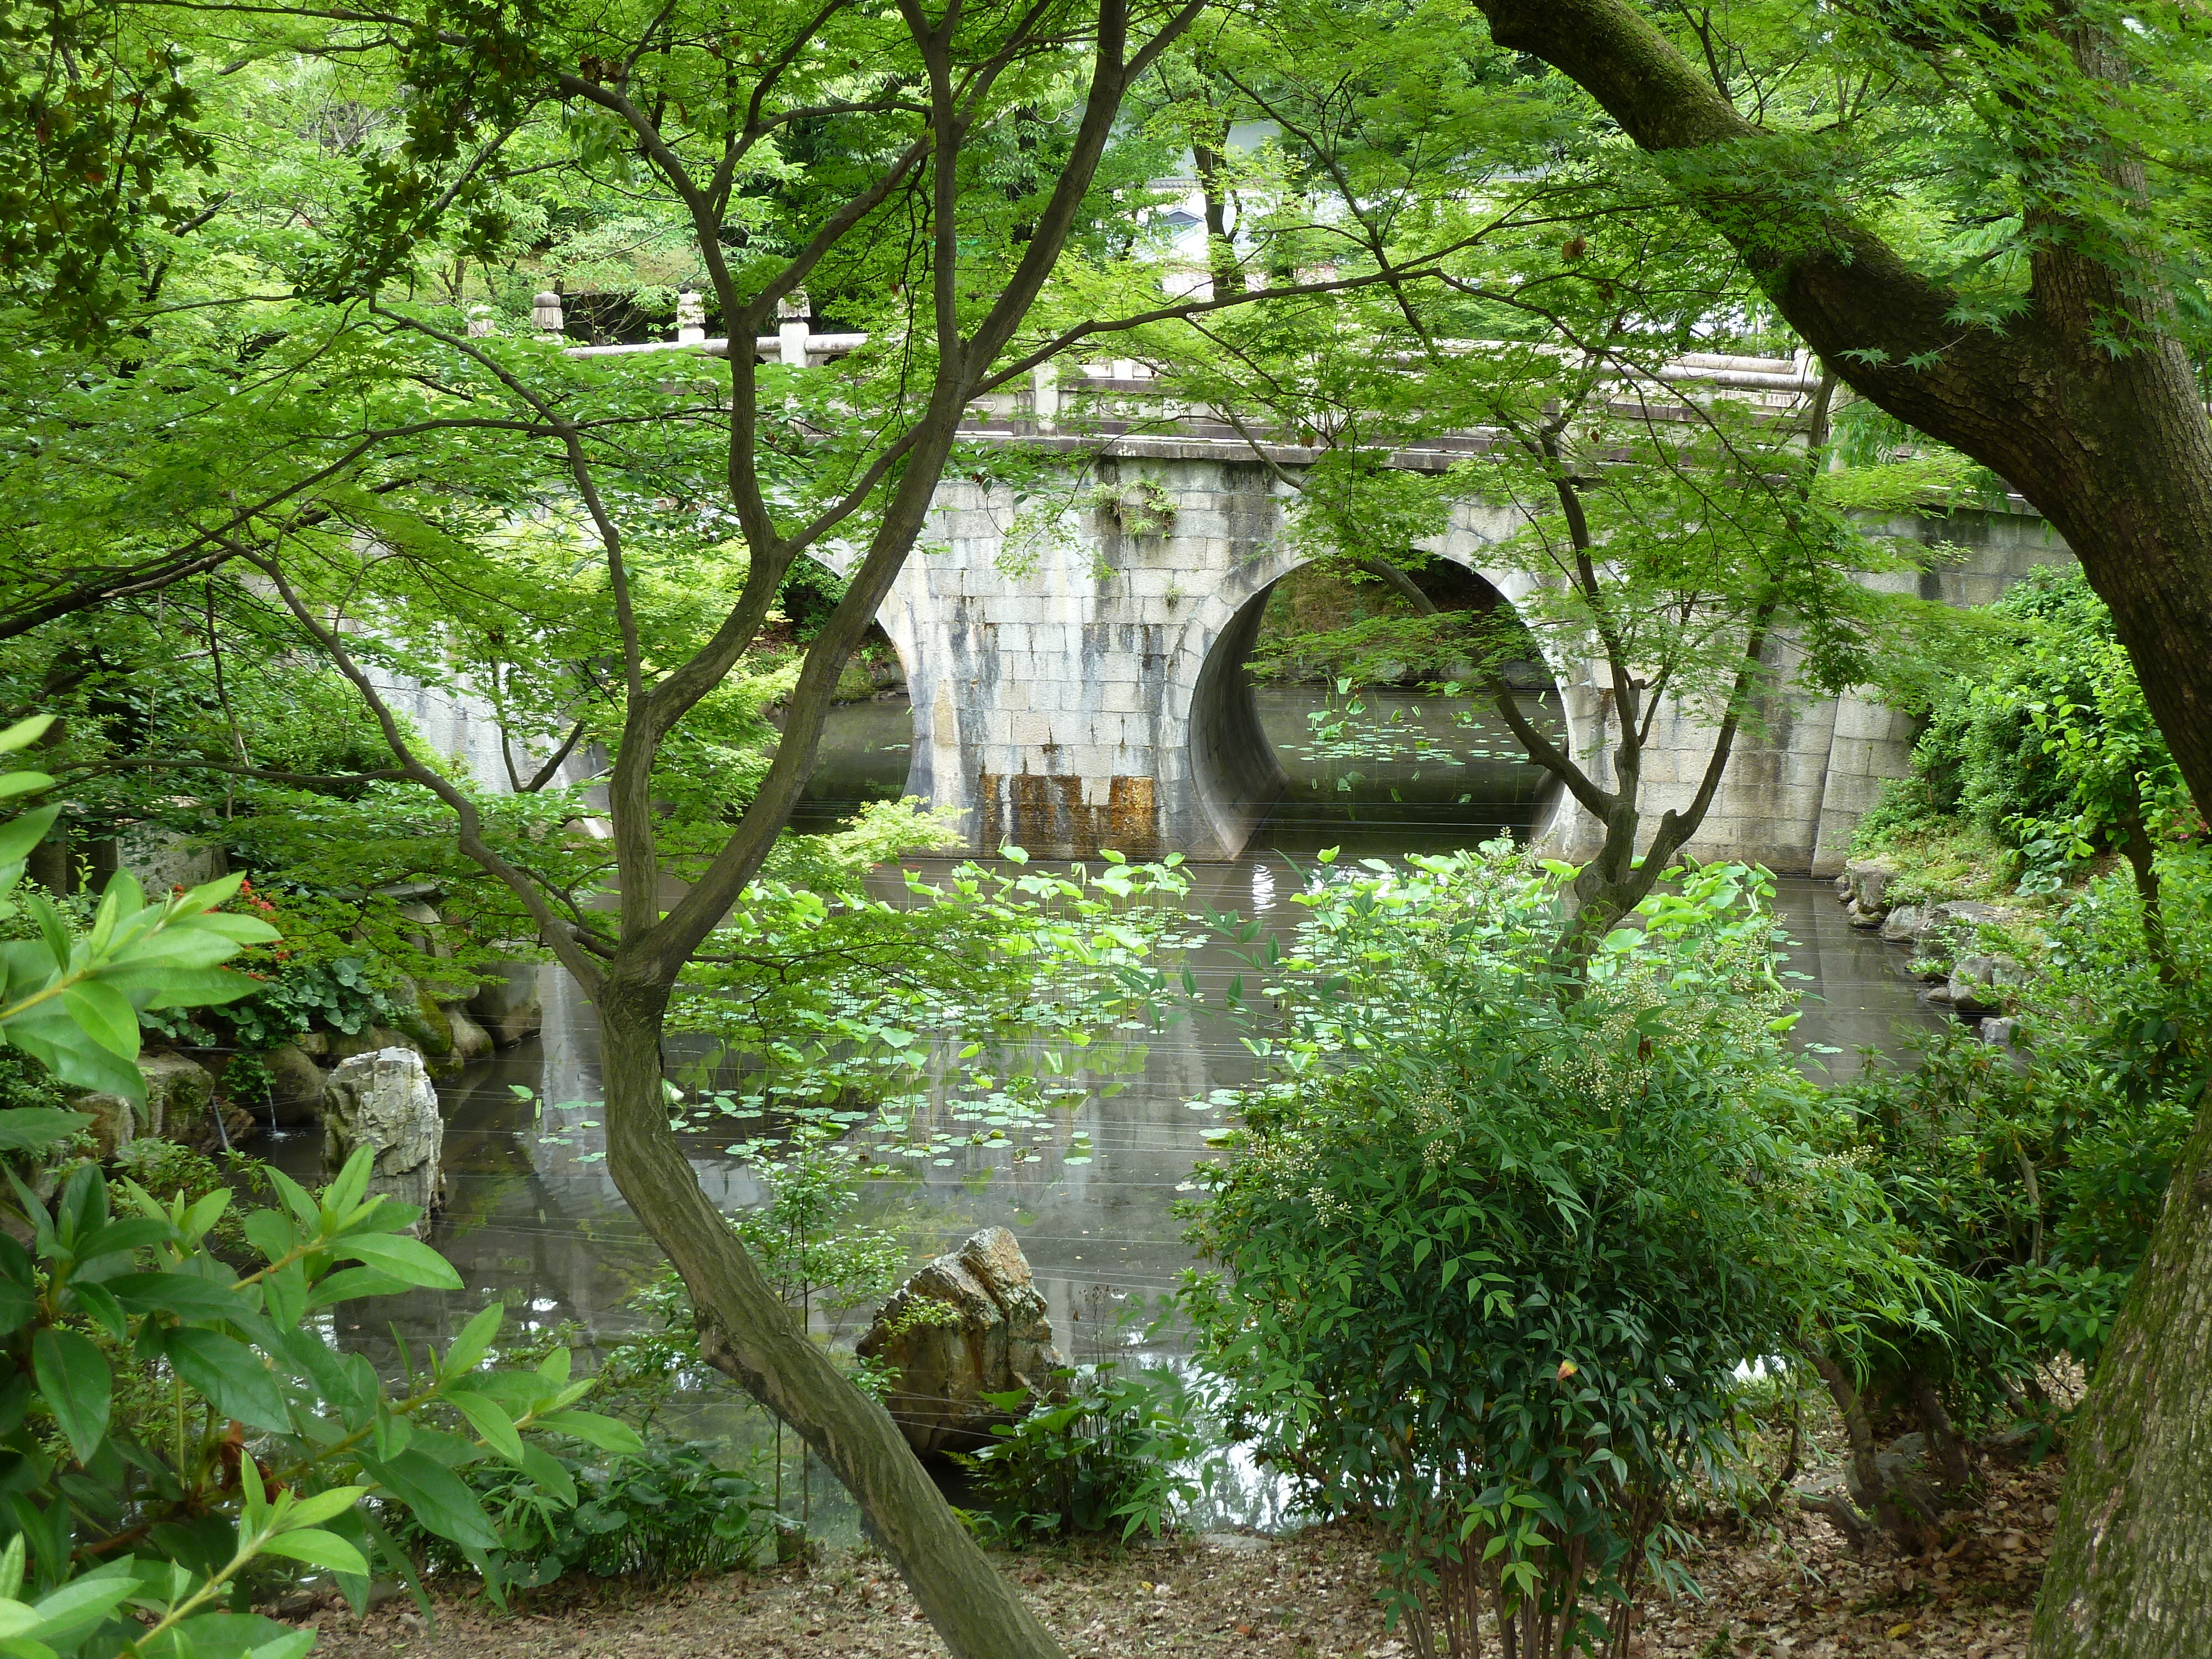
0;717;54;755
322;1148;373;1224
440;1303;502;1380
334;1234;461;1290
106;1271;253;1324
161;1329;291;1432
280;1485;372;1531
241;1210;298;1265
532;1410;644;1456
0;1109;90;1155
362;1448;501;1551
69;1281;128;1342
445;1391;524;1465
70;1217;174;1263
260;1167;321;1231
32;1329;110;1464
304;1266;415;1310
24;1564;138;1641
3;1022;143;1099
142;1611;301;1659
105;931;255;972
255;1528;371;1578
0;1268;33;1333
181;1187;231;1244
517;1442;576;1508
0;805;60;869
169;911;280;946
98;966;262;1010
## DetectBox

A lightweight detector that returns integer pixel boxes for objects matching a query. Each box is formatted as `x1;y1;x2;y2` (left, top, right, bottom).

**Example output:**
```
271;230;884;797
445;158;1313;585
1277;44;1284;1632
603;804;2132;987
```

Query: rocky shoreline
1835;860;2034;1045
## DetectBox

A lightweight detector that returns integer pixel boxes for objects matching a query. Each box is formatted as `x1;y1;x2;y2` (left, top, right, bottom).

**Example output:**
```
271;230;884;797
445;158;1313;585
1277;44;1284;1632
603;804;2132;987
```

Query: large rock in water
856;1227;1063;1457
139;1052;254;1151
442;1003;495;1065
321;1048;444;1230
263;1043;326;1127
467;957;543;1048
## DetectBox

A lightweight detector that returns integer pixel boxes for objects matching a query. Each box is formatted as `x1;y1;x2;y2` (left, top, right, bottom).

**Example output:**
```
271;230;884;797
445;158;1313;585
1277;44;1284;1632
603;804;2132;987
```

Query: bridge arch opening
782;551;919;834
1185;551;1571;859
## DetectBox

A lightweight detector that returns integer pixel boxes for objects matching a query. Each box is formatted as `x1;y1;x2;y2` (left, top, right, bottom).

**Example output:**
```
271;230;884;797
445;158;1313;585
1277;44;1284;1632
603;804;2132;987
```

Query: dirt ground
297;1457;2059;1659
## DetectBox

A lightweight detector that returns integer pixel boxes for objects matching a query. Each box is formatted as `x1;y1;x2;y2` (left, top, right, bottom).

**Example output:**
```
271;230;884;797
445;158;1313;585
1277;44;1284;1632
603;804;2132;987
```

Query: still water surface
267;687;1948;1534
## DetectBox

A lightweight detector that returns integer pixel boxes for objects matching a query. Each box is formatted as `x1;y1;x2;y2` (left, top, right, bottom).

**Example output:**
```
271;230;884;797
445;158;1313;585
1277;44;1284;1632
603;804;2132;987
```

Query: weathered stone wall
870;457;1587;860
860;458;2072;874
1563;507;2074;875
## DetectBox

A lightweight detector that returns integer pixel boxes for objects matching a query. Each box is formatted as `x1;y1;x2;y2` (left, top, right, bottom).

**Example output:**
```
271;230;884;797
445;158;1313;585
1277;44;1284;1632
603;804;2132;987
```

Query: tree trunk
1905;1371;1974;1496
596;973;1067;1659
2031;1101;2212;1659
1469;0;2212;819
1459;6;2212;1638
1804;1345;1913;1548
1193;142;1242;301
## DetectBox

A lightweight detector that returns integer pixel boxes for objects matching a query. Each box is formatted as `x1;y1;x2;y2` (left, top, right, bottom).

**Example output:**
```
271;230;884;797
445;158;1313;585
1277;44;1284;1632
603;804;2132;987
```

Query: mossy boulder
263;1043;326;1128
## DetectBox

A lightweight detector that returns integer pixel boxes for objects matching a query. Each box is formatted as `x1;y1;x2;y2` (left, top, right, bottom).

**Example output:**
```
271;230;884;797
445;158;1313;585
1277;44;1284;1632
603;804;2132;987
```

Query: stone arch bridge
558;322;2072;873
825;438;2067;874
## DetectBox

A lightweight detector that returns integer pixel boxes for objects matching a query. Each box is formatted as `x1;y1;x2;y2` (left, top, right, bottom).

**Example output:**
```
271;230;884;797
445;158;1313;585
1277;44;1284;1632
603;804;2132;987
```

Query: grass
1851;817;2017;906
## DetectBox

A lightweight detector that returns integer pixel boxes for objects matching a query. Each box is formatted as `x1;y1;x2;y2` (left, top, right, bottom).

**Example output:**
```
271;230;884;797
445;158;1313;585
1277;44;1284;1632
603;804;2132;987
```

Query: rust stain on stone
1009;773;1051;853
1053;775;1098;859
974;770;1161;859
976;771;1004;851
1107;775;1162;860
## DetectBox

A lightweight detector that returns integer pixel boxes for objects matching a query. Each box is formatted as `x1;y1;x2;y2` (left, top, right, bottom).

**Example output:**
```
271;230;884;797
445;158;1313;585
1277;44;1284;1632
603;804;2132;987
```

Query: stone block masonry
828;459;2073;869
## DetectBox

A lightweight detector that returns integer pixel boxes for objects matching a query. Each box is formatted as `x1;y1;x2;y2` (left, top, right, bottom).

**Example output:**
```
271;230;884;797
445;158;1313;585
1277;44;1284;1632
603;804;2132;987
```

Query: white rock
321;1048;445;1231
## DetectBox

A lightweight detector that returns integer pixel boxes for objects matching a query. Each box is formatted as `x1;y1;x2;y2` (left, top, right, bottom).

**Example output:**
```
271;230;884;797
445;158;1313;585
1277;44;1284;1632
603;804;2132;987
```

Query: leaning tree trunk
596;973;1068;1659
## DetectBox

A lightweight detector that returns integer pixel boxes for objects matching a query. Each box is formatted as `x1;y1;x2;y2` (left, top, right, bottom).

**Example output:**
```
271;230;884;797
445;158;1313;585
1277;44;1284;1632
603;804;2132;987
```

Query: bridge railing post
778;291;810;368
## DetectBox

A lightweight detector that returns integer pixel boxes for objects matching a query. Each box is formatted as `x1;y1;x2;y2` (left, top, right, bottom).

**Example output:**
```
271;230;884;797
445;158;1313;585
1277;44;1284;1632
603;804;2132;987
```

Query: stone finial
466;304;496;338
676;286;706;345
531;290;565;333
778;288;811;368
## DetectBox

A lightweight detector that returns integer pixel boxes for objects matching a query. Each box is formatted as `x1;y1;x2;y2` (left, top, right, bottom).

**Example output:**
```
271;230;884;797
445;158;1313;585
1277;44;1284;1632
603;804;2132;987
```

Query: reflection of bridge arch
1175;514;1582;859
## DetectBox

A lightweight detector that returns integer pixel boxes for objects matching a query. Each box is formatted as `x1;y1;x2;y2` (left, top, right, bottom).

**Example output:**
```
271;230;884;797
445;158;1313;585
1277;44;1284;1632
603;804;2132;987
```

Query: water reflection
267;687;1946;1538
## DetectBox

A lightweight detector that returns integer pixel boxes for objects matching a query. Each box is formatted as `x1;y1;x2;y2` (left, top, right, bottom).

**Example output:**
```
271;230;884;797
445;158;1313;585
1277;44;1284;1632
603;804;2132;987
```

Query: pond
263;685;1948;1537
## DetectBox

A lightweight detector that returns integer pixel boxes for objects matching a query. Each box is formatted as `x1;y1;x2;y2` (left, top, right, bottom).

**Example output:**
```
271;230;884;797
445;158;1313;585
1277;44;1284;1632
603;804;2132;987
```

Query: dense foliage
1835;864;2209;1406
1181;851;1926;1657
0;719;671;1657
385;1431;773;1588
957;1365;1204;1546
1860;567;2197;899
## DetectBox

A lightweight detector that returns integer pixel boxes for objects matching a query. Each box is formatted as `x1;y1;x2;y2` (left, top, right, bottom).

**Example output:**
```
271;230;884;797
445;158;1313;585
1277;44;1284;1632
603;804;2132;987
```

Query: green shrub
0;1047;74;1120
1855;566;2198;897
144;947;401;1051
956;1365;1205;1545
1181;850;1922;1657
386;1431;773;1587
0;717;632;1650
1835;848;2210;1402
